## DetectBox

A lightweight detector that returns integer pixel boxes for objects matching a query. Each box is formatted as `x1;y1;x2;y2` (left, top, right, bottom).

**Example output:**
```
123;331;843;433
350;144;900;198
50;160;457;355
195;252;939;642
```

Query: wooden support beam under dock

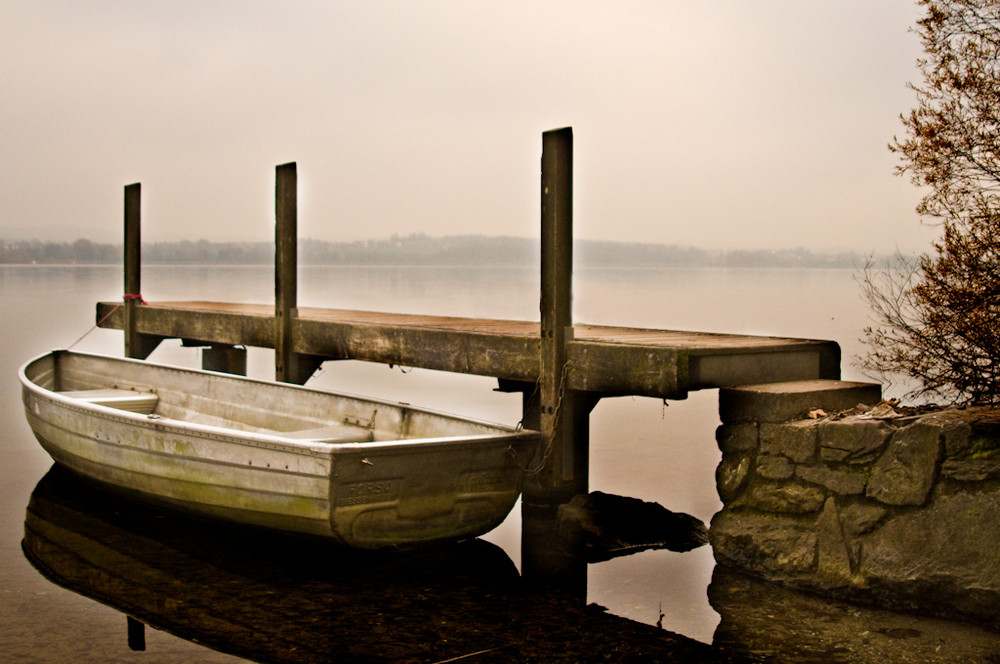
95;301;840;400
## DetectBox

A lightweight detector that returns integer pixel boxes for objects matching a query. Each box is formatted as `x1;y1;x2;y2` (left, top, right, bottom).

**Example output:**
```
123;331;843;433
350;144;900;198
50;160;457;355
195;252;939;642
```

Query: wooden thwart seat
283;424;376;444
61;389;160;415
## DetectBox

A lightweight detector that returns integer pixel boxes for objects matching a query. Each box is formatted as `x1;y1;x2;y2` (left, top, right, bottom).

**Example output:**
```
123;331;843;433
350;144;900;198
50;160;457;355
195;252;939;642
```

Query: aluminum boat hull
20;351;538;548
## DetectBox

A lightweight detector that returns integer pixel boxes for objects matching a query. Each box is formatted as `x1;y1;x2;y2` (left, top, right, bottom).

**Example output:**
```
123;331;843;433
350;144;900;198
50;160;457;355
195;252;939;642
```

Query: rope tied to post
509;361;574;475
66;294;146;350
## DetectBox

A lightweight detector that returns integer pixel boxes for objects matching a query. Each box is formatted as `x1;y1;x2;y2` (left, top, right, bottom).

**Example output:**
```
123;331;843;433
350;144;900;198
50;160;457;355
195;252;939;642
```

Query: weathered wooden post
522;127;594;593
274;162;321;384
533;126;596;503
122;183;161;359
275;162;298;383
123;183;142;359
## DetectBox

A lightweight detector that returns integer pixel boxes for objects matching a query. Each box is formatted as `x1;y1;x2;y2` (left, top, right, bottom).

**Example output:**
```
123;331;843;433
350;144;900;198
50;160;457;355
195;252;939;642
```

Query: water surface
3;264;996;662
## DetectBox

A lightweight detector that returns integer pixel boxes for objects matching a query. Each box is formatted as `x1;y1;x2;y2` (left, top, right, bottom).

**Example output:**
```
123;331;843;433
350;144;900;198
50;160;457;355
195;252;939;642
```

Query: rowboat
19;350;538;548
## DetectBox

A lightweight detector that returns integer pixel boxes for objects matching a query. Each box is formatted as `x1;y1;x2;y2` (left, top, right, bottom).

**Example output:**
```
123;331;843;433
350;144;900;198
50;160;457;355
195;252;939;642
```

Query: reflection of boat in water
19;350;537;548
22;466;521;663
22;467;722;664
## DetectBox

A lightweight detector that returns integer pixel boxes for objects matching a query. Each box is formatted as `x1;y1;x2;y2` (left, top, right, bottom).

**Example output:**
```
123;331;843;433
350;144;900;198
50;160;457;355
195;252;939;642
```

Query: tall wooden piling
123;183;141;359
274;162;321;384
275;162;298;383
521;127;593;589
529;127;595;505
122;183;160;360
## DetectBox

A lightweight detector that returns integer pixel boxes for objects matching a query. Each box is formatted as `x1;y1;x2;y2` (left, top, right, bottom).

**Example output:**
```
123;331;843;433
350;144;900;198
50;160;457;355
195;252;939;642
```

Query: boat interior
27;352;519;446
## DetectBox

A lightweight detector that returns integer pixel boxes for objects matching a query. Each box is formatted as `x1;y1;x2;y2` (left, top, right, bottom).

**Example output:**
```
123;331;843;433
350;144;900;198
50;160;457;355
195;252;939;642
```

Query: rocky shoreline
709;380;1000;633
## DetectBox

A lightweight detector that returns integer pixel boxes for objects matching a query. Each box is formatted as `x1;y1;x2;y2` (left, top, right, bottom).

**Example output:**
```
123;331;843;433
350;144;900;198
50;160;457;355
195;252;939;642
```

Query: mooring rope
66;294;145;350
510;361;573;475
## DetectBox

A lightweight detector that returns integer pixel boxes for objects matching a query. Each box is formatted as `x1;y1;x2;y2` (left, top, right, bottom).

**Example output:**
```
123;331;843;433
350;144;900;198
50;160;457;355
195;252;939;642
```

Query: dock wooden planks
96;300;839;400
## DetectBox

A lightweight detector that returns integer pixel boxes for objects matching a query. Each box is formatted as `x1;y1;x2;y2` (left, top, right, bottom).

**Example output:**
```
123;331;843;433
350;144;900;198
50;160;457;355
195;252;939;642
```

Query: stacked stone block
710;379;1000;631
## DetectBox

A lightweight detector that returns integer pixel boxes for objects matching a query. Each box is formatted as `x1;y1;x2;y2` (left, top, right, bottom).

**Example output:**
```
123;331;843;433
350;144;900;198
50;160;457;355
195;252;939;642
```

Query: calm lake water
2;264;997;662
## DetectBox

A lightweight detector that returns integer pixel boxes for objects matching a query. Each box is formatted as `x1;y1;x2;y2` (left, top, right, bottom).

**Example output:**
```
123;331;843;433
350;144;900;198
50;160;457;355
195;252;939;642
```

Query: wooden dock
95;127;841;508
96;301;839;400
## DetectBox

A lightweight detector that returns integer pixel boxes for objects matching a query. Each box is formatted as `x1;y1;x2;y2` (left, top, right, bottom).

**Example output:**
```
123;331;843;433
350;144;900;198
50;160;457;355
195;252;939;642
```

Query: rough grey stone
941;454;1000;482
760;420;818;463
713;405;1000;632
716;455;751;502
941;419;973;458
795;463;867;495
747;480;825;514
716;423;758;454
938;410;1000;480
755;454;794;480
838;501;887;537
710;510;818;576
818;418;892;464
866;422;942;506
858;487;1000;628
719;380;882;424
816;497;853;586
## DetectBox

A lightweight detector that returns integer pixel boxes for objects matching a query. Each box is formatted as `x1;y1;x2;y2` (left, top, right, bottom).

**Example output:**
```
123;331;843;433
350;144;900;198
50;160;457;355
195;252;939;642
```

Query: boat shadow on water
22;466;738;664
23;467;1000;663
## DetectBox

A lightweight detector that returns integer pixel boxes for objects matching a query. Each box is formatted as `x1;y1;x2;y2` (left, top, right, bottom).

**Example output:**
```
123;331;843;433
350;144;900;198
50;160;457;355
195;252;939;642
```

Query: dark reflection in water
709;567;1000;664
22;467;738;664
23;467;1000;663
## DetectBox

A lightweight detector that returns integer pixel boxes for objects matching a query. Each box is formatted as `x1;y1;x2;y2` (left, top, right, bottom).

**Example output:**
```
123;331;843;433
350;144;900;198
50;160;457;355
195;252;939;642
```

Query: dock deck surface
98;301;840;400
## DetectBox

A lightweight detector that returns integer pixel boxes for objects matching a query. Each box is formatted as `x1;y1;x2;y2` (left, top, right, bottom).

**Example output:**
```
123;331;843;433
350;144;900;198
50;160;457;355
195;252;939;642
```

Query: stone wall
709;379;1000;631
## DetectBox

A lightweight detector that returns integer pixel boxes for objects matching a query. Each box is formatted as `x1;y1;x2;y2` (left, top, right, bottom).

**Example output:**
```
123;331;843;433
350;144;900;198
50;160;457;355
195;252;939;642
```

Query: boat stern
327;431;537;548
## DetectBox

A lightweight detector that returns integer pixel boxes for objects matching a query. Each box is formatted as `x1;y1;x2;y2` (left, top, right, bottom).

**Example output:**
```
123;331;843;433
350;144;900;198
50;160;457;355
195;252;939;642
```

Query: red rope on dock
66;294;144;350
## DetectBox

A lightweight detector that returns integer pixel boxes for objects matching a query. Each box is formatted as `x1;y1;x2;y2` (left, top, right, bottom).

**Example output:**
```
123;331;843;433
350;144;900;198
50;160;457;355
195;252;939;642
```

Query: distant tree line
1;238;123;264
573;241;863;269
1;233;874;268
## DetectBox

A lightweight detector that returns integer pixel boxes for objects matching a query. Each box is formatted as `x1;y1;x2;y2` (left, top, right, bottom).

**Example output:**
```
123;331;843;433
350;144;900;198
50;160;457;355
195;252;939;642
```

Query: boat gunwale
19;350;538;456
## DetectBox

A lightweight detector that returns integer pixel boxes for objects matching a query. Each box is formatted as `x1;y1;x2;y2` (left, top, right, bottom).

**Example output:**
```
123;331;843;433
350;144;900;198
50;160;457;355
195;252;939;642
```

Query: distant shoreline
1;234;906;269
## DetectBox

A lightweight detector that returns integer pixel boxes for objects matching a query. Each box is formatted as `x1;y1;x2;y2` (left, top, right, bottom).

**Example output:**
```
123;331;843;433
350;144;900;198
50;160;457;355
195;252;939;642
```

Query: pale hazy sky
2;1;939;252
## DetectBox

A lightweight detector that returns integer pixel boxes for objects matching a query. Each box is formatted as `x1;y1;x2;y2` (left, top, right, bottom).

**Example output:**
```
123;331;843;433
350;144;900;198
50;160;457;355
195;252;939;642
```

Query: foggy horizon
0;226;938;256
0;233;905;269
3;1;939;254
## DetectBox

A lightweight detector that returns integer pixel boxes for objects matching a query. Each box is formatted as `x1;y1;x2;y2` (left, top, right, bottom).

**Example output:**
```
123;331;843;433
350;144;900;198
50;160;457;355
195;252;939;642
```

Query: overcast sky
2;1;938;252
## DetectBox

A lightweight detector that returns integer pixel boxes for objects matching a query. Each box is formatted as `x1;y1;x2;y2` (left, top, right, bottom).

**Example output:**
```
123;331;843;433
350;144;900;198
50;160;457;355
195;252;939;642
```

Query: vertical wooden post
273;163;321;384
529;127;593;504
123;183;145;359
124;183;141;303
121;183;161;360
275;162;298;383
521;127;595;591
